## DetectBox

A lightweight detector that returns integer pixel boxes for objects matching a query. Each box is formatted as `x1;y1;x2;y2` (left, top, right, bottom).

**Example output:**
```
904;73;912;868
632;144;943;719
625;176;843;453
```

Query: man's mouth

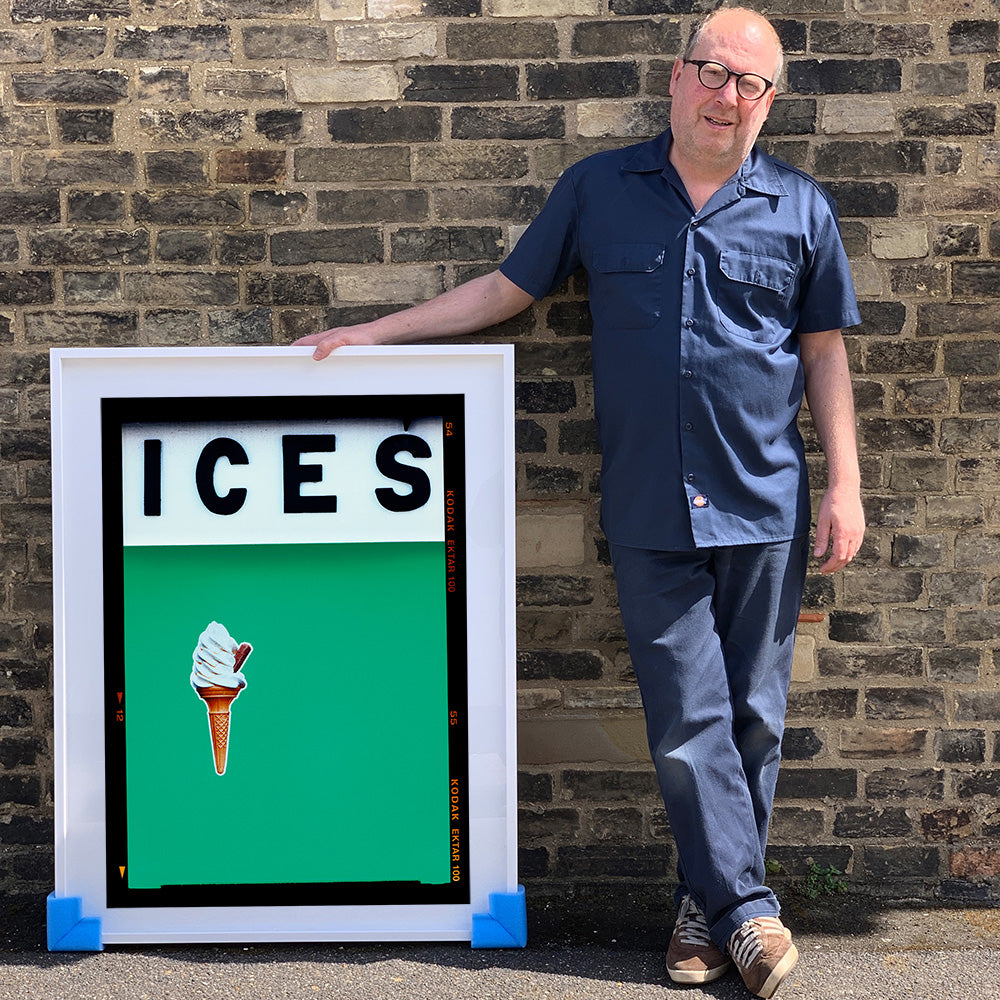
705;116;734;127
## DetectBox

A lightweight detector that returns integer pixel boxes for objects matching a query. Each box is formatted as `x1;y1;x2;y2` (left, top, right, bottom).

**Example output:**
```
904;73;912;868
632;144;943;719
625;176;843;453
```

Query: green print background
121;541;450;890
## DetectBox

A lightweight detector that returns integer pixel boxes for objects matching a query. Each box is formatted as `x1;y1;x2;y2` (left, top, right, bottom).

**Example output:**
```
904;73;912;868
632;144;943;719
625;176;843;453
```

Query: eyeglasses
683;59;773;101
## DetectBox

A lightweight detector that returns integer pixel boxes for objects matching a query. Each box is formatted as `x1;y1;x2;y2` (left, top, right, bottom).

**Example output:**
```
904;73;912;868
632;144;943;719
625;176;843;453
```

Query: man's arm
293;269;535;360
800;328;865;575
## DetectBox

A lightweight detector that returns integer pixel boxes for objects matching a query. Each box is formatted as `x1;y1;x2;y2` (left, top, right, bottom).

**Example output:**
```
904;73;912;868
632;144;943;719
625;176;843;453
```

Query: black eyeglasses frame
683;59;774;101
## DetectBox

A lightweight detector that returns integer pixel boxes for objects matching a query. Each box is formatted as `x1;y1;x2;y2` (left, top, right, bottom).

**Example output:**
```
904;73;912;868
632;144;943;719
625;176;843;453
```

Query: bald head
683;7;784;84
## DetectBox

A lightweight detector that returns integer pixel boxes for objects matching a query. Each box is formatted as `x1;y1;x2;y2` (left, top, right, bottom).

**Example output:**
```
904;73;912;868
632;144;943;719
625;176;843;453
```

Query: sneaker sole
755;942;799;999
667;959;732;985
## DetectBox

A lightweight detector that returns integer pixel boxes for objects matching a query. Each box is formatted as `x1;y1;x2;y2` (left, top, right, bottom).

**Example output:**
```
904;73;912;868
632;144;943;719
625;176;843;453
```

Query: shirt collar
622;128;788;198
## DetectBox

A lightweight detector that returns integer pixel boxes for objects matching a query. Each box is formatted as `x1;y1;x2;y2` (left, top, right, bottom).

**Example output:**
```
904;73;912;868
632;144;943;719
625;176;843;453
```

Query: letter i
143;439;162;517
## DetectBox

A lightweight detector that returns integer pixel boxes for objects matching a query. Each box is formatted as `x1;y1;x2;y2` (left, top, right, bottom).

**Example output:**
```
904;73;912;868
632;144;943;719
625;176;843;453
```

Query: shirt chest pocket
590;243;666;331
714;249;799;344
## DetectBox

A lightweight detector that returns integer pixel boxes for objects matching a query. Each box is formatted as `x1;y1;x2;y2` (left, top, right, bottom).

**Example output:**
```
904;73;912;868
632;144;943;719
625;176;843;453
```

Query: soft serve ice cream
191;620;248;691
190;621;251;775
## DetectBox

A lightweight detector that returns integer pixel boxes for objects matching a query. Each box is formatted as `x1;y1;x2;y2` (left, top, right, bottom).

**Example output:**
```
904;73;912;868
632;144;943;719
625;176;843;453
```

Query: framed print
49;346;521;948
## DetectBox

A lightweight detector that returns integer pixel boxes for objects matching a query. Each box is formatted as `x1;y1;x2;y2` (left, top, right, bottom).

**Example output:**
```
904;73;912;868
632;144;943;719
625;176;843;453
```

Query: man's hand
813;484;865;574
293;324;381;361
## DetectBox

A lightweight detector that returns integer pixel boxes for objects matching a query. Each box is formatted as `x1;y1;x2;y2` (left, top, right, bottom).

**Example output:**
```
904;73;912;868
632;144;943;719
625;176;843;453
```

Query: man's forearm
296;269;535;359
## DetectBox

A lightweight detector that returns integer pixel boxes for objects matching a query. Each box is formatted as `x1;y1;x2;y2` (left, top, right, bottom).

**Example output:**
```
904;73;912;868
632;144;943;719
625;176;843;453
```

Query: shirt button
684;422;693;431
684;319;693;328
686;268;695;277
686;473;695;483
683;370;693;379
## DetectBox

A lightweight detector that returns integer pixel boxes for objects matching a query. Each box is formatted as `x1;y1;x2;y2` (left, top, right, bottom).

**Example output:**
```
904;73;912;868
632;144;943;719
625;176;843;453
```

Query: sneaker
728;916;799;999
666;894;732;984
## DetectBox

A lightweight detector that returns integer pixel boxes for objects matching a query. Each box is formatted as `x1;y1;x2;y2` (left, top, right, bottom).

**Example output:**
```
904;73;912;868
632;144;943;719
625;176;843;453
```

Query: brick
137;68;190;103
525;464;583;495
132;192;242;225
0;111;50;147
590;806;644;841
56;108;113;144
811;20;875;53
786;688;858;719
12;0;127;18
821;97;894;134
403;65;518;103
515;380;576;414
413;145;527;182
901;104;996;137
519;771;554;803
291;66;398;104
948;20;999;54
781;727;825;760
890;534;943;569
934;143;963;174
495;0;598;13
577;101;670;139
951;848;1000;879
564;687;642;710
317;189;426;226
146;151;207;187
866;768;944;800
957;459;1000;493
435;185;548;223
518;574;593;607
335;24;436;61
451;106;564;141
0;192;59;226
954;692;1000;722
876;23;934;56
840;727;926;758
13;70;128;105
247;274;329;306
392;226;503;263
917;302;996;337
954;262;1000;297
140;310;200;346
205;70;286;101
0;273;54;307
29;228;148;266
921;808;973;842
156;230;210;265
954;770;1000;797
834;806;911;837
824;181;898;217
572;19;679;56
928;495;985;530
333;264;443;304
255;110;302;142
561;769;659;801
893;376;950;416
207;309;272;345
787;59;901;94
203;0;313;14
818;647;921;678
527;62;639;101
934;223;980;257
518;650;603;680
243;25;329;61
554;845;671;878
518;806;580;839
827;611;884;644
865;686;946;720
517;514;585;569
929;571;985;606
447;21;557;60
271;229;382;266
22;151;135;186
139;111;245;144
866;847;941;877
249;191;307;226
327;106;441;143
217;150;286;185
218;232;265;266
295;147;410;183
935;730;986;764
124;272;238;306
775;767;856;799
517;420;546;454
53;26;106;61
916;63;970;97
114;25;230;60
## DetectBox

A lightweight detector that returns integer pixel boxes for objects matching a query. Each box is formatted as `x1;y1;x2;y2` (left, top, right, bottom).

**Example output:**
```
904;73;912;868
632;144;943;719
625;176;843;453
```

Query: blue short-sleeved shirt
500;129;861;551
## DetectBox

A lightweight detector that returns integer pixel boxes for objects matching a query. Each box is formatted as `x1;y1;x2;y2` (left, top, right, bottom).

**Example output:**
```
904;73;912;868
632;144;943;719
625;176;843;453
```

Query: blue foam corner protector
471;884;527;948
47;893;103;952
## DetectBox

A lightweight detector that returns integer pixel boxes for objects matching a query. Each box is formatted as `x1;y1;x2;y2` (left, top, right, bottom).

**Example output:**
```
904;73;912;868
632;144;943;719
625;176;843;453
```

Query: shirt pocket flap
719;250;796;294
593;243;665;274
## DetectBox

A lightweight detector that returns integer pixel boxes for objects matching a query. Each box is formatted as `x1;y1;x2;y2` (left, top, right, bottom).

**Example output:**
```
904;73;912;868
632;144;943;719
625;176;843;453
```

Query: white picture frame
48;346;521;949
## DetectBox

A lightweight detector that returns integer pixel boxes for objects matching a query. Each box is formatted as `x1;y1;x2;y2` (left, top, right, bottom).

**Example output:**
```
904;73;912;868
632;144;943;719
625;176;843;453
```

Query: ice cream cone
196;683;244;775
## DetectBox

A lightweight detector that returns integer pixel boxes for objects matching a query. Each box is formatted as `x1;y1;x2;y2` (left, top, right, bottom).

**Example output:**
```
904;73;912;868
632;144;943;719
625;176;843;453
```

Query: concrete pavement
1;895;998;1000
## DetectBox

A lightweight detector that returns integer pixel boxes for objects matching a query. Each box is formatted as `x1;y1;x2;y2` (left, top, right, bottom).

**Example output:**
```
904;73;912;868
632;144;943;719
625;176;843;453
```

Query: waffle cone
196;683;243;775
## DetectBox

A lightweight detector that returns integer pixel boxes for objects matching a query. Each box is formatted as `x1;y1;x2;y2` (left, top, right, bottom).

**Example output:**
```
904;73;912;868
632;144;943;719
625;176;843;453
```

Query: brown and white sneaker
728;916;799;999
666;894;732;984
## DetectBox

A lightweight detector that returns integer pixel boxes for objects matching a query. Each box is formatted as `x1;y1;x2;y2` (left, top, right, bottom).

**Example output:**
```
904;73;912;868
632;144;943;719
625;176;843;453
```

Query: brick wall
1;0;999;938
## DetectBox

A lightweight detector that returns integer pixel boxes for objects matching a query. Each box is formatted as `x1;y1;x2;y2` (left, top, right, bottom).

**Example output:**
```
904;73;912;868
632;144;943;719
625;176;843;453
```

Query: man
296;7;864;998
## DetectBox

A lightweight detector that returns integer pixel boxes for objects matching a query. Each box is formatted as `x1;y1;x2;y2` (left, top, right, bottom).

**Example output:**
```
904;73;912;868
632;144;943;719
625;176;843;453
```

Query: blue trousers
610;536;808;949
